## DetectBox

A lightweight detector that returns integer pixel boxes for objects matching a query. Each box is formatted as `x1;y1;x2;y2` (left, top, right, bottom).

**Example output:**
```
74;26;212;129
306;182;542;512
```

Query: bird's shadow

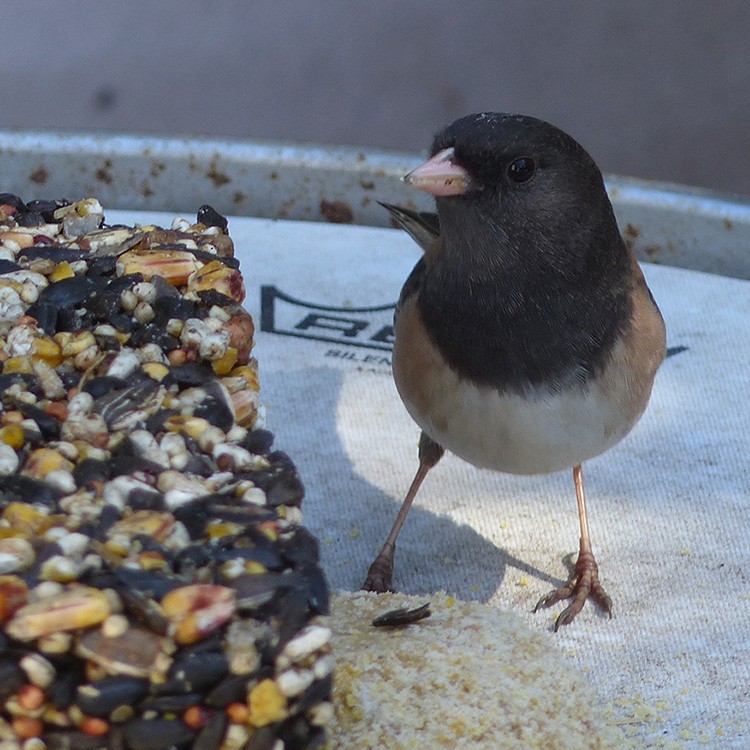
261;365;563;605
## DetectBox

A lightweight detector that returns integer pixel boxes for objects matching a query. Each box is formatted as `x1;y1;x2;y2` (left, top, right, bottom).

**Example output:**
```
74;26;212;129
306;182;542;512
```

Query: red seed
183;705;210;730
226;702;249;724
80;717;110;736
12;716;44;738
17;683;45;711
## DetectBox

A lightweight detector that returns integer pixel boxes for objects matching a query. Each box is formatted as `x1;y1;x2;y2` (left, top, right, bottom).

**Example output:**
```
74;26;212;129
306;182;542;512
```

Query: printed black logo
260;286;395;351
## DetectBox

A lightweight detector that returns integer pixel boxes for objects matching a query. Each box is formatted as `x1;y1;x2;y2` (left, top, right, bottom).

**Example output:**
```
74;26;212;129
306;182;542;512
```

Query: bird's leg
534;464;612;630
363;432;444;593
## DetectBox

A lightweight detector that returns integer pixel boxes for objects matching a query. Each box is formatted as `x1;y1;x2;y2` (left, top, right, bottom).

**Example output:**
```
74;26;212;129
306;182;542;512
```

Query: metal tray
1;129;748;279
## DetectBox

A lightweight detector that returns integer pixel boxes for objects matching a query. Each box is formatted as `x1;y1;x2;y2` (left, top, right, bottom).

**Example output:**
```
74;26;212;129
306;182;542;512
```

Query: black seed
25;198;71;222
15;400;61;440
0;258;21;273
106;273;143;295
297;562;330;616
109;312;136;333
73;457;111;488
241;429;274;455
122;719;195;750
17;210;45;226
83;376;129;400
192;710;228;750
113;568;184;599
0;658;25;701
139;692;202;713
50;666;85;710
204;674;248;708
278;528;320;567
214;542;283;571
127;487;166;511
0;372;40;394
197;204;228;231
59;368;83;390
180;452;215;477
173;543;212;573
172;499;210;539
230;573;288;611
278;715;312;750
0;475;62;506
92;503;122;540
169;363;214;387
294;674;333;713
157;651;229;695
243;726;278;750
38;275;95;307
152;295;196;324
88;255;119;278
196;289;236;308
109;454;165;478
107;727;125;750
75;676;149;718
0;193;27;211
273;587;310;650
144;408;180;434
24;300;59;333
22;245;89;262
93;380;161;431
192;381;233;431
43;730;109;750
95;333;121;352
128;322;180;350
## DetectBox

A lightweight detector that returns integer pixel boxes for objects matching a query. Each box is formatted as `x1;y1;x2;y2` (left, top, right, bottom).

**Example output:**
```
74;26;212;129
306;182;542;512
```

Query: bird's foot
362;549;395;593
534;548;612;631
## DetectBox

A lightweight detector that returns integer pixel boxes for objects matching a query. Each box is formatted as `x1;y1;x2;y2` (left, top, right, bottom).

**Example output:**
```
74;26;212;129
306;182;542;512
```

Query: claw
362;549;395;593
534;549;612;631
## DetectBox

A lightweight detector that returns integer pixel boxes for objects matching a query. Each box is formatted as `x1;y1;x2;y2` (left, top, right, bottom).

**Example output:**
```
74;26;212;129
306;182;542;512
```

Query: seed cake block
0;195;331;749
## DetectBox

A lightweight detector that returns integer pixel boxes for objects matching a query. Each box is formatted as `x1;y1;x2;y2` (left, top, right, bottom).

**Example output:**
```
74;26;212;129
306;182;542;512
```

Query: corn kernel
228;365;260;391
3;356;33;374
211;347;238;375
31;337;63;367
0;424;25;449
164;415;211;439
142;362;169;381
248;679;287;727
49;261;75;282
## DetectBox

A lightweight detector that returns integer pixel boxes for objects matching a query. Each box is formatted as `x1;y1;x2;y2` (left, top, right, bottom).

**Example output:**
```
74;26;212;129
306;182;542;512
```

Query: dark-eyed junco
363;113;666;629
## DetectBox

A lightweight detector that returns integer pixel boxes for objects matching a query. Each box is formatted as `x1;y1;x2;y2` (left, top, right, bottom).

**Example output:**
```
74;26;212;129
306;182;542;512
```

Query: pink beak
404;147;472;197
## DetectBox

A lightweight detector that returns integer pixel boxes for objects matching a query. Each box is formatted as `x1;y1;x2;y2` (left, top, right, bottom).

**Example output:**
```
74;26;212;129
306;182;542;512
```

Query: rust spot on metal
642;244;662;257
361;196;371;208
206;159;231;188
277;198;296;218
150;160;166;178
232;191;247;205
269;171;279;180
320;199;353;224
29;166;48;185
359;179;375;191
141;181;154;198
623;223;640;239
723;218;733;230
356;152;367;163
95;160;113;184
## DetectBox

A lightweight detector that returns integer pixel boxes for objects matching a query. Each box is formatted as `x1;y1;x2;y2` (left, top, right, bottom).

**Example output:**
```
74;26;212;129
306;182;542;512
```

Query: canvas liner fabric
113;211;750;748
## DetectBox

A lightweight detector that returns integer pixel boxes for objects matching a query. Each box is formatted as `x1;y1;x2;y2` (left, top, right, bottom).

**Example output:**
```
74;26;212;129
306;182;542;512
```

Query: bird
363;112;666;629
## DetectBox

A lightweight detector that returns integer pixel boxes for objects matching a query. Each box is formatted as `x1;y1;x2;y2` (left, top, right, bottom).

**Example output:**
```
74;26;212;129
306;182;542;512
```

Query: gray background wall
3;2;749;196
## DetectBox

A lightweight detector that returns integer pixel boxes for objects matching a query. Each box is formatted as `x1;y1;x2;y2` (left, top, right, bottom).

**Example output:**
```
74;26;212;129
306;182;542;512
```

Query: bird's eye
507;157;535;183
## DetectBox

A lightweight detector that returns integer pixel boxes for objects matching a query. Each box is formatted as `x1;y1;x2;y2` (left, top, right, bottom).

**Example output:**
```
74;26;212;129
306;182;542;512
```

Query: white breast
391;295;660;476
397;369;637;475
